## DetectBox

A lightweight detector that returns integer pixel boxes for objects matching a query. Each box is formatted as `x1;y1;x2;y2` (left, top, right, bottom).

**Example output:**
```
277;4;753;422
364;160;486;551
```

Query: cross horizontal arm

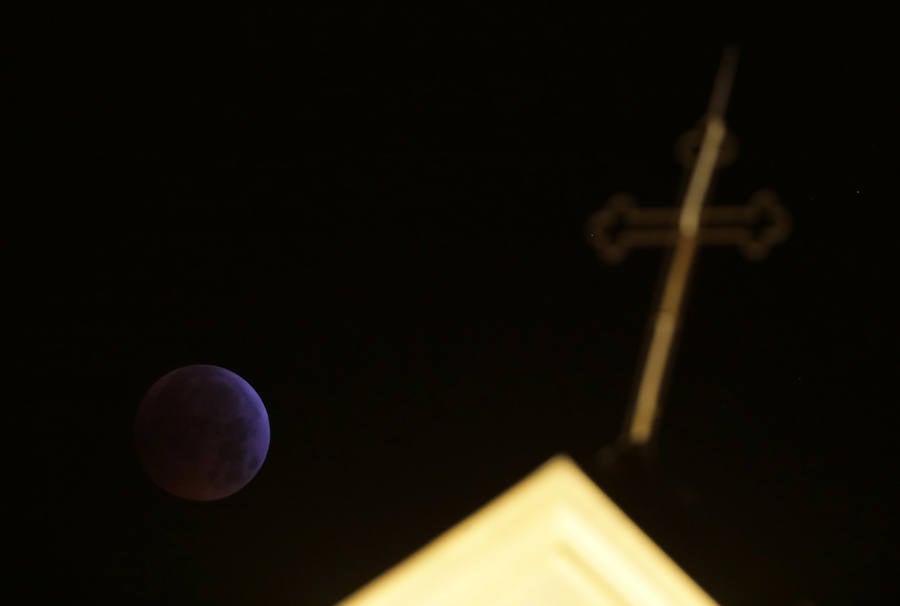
586;190;791;263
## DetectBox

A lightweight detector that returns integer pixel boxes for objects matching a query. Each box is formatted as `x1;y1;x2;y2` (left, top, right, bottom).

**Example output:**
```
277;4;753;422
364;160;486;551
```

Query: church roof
340;454;716;605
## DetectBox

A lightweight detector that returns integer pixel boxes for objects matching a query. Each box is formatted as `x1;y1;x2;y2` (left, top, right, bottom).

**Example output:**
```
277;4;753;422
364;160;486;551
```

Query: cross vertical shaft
623;48;739;448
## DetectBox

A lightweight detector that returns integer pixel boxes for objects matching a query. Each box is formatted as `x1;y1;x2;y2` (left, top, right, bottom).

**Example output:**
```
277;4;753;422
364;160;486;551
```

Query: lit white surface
339;455;717;605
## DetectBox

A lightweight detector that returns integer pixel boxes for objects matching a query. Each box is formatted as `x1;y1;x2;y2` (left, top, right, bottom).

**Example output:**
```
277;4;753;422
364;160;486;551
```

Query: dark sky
16;7;894;606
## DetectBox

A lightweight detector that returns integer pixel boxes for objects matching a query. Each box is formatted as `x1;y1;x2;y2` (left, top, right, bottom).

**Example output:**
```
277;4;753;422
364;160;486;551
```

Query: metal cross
586;47;791;457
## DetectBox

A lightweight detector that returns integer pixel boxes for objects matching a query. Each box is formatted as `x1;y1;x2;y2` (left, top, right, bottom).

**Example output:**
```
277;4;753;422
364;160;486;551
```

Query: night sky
17;8;894;605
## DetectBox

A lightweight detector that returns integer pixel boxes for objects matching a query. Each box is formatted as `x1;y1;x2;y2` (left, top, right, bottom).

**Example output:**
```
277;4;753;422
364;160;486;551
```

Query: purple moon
134;364;270;501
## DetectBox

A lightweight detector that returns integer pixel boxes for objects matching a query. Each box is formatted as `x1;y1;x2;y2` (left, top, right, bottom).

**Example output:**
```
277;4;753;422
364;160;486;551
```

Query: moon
134;364;271;501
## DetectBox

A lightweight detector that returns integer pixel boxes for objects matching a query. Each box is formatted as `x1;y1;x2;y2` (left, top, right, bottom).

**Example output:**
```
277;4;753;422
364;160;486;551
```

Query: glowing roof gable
340;454;716;605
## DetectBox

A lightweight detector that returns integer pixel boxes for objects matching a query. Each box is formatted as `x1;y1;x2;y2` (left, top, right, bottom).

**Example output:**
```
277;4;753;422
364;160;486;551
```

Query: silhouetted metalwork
585;190;791;263
588;47;791;462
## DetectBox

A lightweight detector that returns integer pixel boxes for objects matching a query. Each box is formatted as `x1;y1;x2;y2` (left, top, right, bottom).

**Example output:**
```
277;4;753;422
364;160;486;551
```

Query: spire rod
619;46;740;451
